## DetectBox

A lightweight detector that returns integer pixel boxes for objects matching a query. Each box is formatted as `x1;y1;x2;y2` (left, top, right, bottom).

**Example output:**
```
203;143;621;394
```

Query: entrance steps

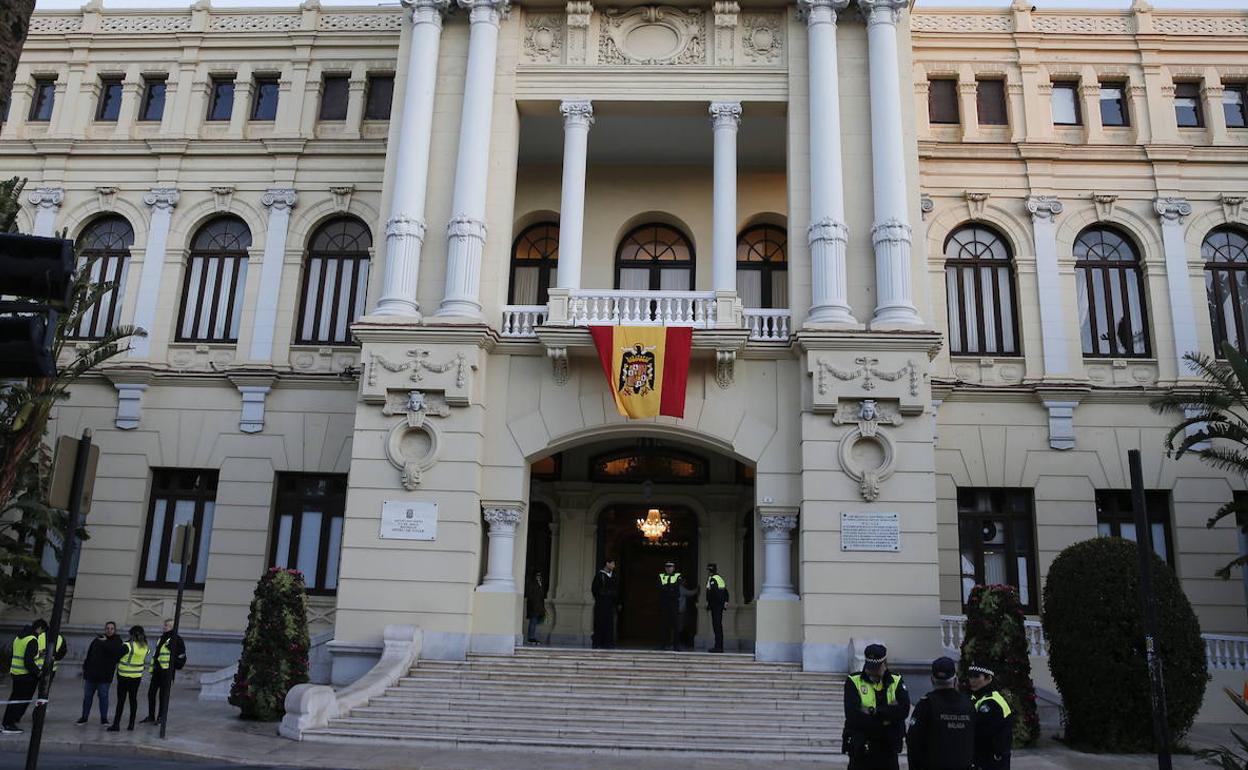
302;646;849;760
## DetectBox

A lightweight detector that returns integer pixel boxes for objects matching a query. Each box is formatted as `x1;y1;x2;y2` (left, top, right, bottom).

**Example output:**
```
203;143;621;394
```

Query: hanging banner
589;325;693;419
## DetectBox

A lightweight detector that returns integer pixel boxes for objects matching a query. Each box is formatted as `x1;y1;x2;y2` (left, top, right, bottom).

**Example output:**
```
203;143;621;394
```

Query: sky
27;0;1248;10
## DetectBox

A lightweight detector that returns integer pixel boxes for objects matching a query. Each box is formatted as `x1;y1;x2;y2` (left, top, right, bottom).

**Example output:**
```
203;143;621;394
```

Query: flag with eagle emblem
589;326;692;419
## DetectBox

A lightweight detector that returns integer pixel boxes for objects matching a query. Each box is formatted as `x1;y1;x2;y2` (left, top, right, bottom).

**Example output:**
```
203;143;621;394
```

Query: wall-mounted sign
380;501;438;541
841;511;900;552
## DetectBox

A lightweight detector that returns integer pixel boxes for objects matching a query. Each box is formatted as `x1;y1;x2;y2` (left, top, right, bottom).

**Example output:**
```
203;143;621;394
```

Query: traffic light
0;232;75;378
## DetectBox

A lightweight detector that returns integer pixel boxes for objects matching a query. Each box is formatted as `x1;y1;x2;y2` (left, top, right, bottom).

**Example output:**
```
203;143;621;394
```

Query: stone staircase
302;646;848;759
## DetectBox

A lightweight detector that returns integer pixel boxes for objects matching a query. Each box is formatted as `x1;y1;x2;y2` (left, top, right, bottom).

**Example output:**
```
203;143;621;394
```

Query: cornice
351;319;498;351
793;330;943;358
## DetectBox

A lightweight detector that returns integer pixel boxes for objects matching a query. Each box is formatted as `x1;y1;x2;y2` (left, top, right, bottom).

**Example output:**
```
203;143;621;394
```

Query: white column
862;0;923;328
759;513;798;599
1155;197;1199;374
437;0;511;319
710;102;742;293
129;187;180;359
798;0;855;326
27;187;64;236
1026;196;1068;376
249;188;297;362
555;99;593;291
480;505;522;592
374;0;451;318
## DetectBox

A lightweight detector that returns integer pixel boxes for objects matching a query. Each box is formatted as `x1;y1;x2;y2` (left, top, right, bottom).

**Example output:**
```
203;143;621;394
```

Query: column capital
858;0;906;26
559;99;594;128
759;512;798;535
26;186;64;210
458;0;510;25
143;187;180;210
386;214;428;242
261;187;298;211
1026;195;1064;222
402;0;451;25
483;503;523;529
796;0;850;25
709;101;742;130
1154;196;1192;224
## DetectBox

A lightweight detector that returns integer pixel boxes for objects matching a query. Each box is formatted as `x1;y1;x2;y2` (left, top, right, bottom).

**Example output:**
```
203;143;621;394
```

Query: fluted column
129;187;180;359
759;512;798;600
374;0;452;318
710;102;742;293
1026;196;1068;377
27;187;64;236
798;0;855;326
1155;197;1199;374
438;0;511;319
250;189;297;361
861;0;922;328
479;504;523;592
555;99;593;291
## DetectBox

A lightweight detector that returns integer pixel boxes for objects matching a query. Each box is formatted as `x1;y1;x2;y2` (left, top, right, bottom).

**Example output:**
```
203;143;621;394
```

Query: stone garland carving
369;349;468;388
524;14;565;64
317;13;404;30
209;14;302;32
815;357;920;398
599;6;706;66
740;13;782;64
383;389;446;491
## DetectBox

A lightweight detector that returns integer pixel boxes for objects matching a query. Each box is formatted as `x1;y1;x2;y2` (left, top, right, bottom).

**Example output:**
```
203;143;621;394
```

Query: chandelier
636;508;670;541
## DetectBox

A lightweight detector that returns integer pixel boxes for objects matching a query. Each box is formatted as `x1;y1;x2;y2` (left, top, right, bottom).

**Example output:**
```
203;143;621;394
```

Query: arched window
615;223;694;291
297;216;372;344
736;224;787;309
1204;226;1248;357
509;222;558;305
177;216;251;342
72;215;134;339
1074;226;1150;358
943;224;1019;356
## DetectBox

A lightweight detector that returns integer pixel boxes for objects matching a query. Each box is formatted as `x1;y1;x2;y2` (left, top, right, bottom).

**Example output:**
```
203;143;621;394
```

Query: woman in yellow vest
107;626;148;732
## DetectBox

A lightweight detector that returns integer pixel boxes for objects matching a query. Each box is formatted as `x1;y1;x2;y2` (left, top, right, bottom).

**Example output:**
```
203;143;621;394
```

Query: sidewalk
0;676;1231;769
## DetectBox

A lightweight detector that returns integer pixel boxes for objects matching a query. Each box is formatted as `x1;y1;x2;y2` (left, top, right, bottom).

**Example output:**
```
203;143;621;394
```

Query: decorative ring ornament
837;425;896;502
385;418;440;491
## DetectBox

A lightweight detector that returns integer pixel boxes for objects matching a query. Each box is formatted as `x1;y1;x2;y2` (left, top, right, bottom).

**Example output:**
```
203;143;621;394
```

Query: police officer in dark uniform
657;561;682;650
591;558;620;649
843;643;910;770
704;563;728;653
968;663;1014;770
906;657;975;770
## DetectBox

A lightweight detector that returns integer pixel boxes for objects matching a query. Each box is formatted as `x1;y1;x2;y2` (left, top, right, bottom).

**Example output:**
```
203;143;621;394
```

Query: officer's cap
968;663;996;678
706;563;718;572
863;643;888;667
931;656;957;681
664;561;675;567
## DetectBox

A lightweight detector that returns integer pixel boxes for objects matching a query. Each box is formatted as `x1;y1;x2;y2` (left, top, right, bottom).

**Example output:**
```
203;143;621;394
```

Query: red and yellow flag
589;326;692;419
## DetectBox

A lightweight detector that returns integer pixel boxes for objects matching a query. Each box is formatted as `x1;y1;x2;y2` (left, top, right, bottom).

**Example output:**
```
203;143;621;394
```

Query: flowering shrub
228;568;311;720
958;584;1040;747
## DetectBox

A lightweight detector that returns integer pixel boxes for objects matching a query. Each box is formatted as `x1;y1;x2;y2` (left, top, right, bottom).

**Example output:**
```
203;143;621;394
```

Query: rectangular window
29;77;56;122
96;77;124;122
319;75;349;121
140;469;217;589
1095;490;1174;567
207;76;235;122
364;74;394;120
71;252;130;340
1225;84;1247;130
177;251;248;342
1174;81;1203;128
976;79;1008;126
1051;82;1081;126
139;77;167;122
269;474;347;594
957;488;1037;613
1099;83;1130;127
250;76;279;121
928;78;959;125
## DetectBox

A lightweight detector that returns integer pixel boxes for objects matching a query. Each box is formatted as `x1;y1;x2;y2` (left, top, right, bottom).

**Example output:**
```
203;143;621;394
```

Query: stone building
2;0;1247;704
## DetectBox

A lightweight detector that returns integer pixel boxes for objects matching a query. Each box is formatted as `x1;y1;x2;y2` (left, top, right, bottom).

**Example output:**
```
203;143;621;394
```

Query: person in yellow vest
704;563;729;653
0;620;46;734
107;626;149;732
657;561;683;651
142;618;186;725
967;663;1014;770
842;643;910;770
34;626;68;684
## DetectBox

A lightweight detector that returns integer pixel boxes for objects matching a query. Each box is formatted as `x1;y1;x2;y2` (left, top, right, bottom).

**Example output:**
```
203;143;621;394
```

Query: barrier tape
0;698;49;706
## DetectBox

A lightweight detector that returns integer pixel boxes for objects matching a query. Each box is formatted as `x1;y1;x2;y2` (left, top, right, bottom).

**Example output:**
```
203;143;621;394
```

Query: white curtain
737;271;762;308
619;268;649;291
511;266;540;305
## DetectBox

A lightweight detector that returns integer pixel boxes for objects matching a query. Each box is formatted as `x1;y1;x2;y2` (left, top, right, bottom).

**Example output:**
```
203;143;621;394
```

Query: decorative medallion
524;14;564;63
741;13;781;63
835;400;899;503
599;5;706;65
383;390;447;491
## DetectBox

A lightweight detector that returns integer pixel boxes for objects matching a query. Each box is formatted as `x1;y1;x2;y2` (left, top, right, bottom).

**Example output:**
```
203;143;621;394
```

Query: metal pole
159;529;190;739
24;428;91;770
1128;449;1173;770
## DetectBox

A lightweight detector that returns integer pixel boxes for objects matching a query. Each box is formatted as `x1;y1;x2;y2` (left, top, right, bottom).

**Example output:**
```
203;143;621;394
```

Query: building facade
3;0;1247;686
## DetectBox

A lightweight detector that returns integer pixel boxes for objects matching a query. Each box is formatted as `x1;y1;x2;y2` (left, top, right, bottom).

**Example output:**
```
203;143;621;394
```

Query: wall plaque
841;511;900;552
380;500;438;541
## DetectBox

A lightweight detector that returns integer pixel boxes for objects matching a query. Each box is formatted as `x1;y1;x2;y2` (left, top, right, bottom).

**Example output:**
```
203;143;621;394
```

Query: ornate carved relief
1222;194;1246;224
317;13;403;30
1153;15;1248;35
964;191;990;220
835;400;900;502
910;14;1013;34
740;13;782;64
599;6;706;66
1032;15;1131;34
99;15;192;33
715;349;735;389
384;390;446;491
815;357;920;398
524;14;565;63
209;13;301;31
364;347;475;406
29;15;84;34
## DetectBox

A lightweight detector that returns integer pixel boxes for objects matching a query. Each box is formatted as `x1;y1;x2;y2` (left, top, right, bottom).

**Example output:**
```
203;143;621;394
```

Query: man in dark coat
141;618;186;725
657;561;682;651
704;563;728;653
77;621;125;725
843;643;910;770
968;663;1014;770
524;571;547;644
906;657;975;770
590;558;619;649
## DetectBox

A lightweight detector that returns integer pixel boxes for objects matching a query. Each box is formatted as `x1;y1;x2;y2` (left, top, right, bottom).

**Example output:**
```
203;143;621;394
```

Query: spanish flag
589;326;693;419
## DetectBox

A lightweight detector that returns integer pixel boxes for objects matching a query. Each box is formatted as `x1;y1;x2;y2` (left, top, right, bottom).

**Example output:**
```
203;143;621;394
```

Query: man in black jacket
968;663;1014;770
1;620;44;734
77;621;125;725
843;643;910;770
590;558;619;649
657;561;682;651
141;618;186;725
906;657;975;770
704;563;728;653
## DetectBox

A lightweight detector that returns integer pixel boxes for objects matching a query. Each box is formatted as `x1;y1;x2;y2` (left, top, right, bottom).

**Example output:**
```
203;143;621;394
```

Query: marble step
344;706;843;730
387;677;841;700
370;692;841;716
427;658;831;677
399;669;838;689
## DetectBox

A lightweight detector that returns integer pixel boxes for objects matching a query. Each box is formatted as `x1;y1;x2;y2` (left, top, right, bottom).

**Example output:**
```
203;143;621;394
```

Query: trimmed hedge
229;568;311;720
1042;537;1208;751
958;584;1040;747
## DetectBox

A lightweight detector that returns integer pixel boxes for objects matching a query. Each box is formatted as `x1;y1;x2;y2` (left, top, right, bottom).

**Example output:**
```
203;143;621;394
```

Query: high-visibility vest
659;573;682;585
849;673;902;710
707;574;726;589
9;635;36;677
155;638;173;670
34;633;65;672
975;689;1013;719
116;641;149;679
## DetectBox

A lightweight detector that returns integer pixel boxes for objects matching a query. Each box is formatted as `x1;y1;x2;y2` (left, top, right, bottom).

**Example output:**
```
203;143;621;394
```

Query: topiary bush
958;584;1040;747
229;567;311;720
1042;537;1208;751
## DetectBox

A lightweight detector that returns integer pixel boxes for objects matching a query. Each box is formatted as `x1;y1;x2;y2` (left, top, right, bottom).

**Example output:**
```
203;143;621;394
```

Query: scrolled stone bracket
715;349;735;389
548;346;569;386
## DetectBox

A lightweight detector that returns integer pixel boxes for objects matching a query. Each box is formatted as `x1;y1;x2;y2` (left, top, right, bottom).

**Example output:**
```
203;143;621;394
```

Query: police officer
843;643;910;770
968;663;1013;770
704;563;728;653
142;618;186;725
658;561;682;651
906;657;975;770
0;620;45;734
591;558;620;649
34;624;67;683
